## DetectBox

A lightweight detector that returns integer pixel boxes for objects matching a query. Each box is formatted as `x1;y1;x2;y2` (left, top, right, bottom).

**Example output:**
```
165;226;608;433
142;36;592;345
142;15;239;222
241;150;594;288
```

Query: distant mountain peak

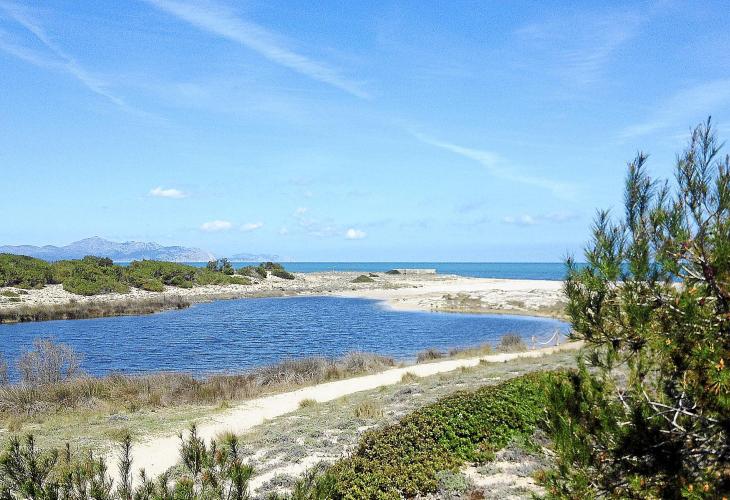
0;237;216;262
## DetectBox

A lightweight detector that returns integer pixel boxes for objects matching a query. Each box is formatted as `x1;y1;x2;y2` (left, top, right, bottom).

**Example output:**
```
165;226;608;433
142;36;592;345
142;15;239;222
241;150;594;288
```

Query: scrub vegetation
0;256;303;297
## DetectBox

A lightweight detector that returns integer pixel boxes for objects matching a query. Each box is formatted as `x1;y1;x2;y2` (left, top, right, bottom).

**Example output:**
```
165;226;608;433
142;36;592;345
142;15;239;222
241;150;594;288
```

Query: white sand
108;342;582;484
1;273;565;318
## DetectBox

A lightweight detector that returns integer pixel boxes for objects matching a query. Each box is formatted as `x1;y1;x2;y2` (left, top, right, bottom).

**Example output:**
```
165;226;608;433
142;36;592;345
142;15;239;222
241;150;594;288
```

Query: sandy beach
0;271;566;319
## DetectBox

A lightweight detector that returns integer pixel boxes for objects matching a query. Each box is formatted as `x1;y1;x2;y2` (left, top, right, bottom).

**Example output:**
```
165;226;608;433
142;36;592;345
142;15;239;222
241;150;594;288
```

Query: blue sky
1;0;729;261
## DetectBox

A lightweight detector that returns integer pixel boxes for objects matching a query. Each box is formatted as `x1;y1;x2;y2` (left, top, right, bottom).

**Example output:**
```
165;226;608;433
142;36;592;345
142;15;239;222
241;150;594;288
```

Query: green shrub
385;269;401;275
237;266;261;278
271;269;295;280
126;260;196;288
352;274;375;283
0;291;19;298
227;276;252;285
54;257;129;296
316;371;565;498
139;279;165;292
0;254;53;288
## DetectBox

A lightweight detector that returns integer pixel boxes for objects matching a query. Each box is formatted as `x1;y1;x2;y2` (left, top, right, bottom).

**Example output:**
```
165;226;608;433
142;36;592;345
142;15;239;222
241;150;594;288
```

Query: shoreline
0;272;566;323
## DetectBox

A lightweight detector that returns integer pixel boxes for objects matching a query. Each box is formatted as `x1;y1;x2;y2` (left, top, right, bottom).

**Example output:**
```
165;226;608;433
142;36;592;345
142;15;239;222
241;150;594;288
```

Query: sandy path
110;342;582;483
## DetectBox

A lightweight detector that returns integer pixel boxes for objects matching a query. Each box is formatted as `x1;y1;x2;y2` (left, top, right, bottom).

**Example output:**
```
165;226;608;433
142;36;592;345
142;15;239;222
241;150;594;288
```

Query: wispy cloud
620;79;730;139
200;220;233;232
503;211;579;226
412;132;576;199
149;186;187;199
144;0;369;99
515;11;640;88
0;2;144;114
241;222;263;232
345;228;366;240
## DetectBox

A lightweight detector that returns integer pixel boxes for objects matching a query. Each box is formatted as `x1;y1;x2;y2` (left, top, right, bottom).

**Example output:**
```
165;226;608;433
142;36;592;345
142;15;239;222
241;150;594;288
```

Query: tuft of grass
498;333;527;352
298;398;318;408
0;290;19;298
416;348;445;363
400;372;420;383
353;400;383;420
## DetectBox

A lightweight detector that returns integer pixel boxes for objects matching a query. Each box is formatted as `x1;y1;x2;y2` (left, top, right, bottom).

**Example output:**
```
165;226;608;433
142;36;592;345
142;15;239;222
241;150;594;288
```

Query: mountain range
0;237;216;262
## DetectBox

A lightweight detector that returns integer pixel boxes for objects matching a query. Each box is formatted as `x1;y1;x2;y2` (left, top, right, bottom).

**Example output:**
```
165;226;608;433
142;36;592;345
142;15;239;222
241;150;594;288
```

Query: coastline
0;272;566;323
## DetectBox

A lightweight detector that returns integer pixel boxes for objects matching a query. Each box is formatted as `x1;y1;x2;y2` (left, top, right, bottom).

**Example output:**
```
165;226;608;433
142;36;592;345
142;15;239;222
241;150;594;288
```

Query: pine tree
546;118;730;498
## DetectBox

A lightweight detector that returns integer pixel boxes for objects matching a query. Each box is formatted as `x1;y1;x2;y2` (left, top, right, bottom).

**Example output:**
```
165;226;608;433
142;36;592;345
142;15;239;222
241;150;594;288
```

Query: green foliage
545;119;730;498
309;371;563;499
126;260;197;289
0;290;19;298
351;275;375;283
0;254;53;289
237;263;291;280
54;257;129;296
0;427;253;499
208;259;235;275
271;269;295;280
385;269;401;275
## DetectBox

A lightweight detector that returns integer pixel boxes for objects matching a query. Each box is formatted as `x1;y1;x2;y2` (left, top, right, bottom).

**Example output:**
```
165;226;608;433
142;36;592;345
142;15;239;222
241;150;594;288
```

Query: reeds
0;351;395;417
0;295;191;323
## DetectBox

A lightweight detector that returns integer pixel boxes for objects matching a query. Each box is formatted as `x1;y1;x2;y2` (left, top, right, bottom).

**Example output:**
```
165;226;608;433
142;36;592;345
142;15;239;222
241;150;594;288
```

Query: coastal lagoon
0;296;569;379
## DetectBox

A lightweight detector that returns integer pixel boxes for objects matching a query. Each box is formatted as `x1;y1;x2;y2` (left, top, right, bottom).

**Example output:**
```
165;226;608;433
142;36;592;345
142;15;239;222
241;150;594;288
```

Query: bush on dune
0;254;53;289
296;371;565;498
53;257;129;295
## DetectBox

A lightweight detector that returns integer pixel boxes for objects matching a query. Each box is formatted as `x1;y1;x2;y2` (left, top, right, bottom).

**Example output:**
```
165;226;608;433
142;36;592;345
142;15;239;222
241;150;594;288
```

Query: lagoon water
0;296;569;380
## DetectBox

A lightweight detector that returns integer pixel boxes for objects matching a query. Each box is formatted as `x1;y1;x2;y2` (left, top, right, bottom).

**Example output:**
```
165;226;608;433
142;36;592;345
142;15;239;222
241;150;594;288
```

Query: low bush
271;269;295;280
139;279;165;292
237;265;263;278
0;290;19;298
312;371;565;498
0;254;53;289
0;354;7;386
53;256;129;296
15;339;82;387
351;274;375;283
385;269;401;275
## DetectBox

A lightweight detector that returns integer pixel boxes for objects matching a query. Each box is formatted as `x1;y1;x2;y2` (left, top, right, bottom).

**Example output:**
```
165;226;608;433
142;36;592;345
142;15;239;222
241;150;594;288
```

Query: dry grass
498;333;528;352
416;348;446;363
298;398;318;408
353;400;383;420
0;352;395;418
0;296;191;323
400;372;420;383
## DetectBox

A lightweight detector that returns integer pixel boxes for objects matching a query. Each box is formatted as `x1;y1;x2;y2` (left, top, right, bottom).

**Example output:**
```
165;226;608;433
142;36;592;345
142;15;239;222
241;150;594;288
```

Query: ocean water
0;297;569;380
189;262;574;281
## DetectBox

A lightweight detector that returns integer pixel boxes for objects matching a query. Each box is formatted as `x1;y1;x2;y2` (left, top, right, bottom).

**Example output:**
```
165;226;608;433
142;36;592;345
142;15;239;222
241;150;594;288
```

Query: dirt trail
108;342;582;482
